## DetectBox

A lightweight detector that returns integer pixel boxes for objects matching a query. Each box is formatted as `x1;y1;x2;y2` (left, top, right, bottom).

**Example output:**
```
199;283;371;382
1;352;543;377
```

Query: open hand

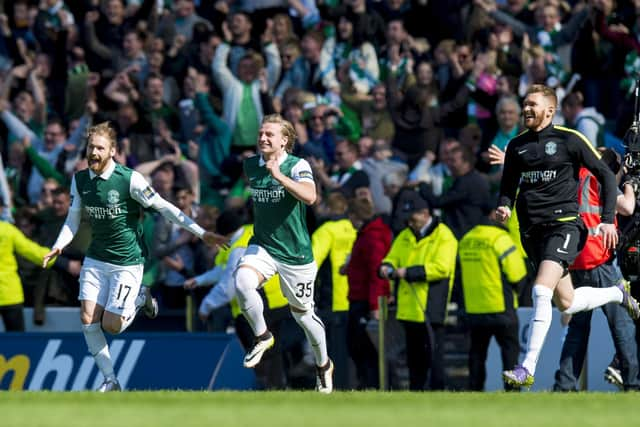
202;231;230;249
43;248;61;268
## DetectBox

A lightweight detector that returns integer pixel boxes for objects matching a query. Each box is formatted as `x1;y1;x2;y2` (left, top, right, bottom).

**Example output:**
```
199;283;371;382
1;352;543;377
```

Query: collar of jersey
89;160;116;180
534;123;555;138
259;152;288;167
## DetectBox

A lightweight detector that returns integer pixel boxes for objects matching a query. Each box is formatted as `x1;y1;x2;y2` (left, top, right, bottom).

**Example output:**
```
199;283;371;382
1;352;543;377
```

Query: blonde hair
262;114;297;153
86;121;117;148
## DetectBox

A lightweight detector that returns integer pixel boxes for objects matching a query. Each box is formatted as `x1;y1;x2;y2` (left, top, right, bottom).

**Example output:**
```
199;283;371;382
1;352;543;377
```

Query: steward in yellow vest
1;221;56;331
379;191;457;390
459;211;527;391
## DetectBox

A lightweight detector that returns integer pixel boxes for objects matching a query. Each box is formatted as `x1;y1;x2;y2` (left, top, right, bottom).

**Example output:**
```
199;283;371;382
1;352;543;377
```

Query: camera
618;80;640;281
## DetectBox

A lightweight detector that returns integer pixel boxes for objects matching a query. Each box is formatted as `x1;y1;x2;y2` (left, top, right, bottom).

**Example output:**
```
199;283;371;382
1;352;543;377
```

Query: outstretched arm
129;171;228;247
44;176;82;266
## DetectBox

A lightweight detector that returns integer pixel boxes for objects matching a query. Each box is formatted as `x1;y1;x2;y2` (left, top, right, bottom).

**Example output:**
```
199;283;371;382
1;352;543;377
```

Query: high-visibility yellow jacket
459;222;527;314
0;221;52;306
383;220;457;323
311;217;357;312
215;225;288;318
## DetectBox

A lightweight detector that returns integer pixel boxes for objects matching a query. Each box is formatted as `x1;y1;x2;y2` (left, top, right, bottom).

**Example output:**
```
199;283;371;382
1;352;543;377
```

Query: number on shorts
295;281;313;298
116;283;132;309
562;233;571;250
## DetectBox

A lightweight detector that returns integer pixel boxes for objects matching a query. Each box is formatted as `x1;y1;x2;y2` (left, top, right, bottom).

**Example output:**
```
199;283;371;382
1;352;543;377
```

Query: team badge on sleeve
142;186;156;200
297;170;314;181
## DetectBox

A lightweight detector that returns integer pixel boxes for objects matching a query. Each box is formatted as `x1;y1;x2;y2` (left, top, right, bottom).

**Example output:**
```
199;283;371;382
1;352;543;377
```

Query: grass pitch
1;391;638;427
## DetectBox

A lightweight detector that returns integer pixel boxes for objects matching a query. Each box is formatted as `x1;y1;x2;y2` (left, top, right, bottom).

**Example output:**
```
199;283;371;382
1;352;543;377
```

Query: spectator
341;83;395;143
275;29;338;102
421;144;491;239
211;38;281;153
346;197;392;389
153;185;199;310
361;138;408;215
172;0;212;43
561;91;606;148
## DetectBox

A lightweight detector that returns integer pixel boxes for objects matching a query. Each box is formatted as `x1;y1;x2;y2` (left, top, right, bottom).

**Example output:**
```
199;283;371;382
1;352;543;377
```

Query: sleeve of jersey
291;158;315;183
130;171;206;238
498;142;520;208
572;135;617;223
52;175;82;251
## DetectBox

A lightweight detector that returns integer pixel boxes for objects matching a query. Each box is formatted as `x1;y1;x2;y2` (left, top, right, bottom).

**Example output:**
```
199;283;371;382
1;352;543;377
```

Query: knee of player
101;318;123;335
235;266;260;293
289;305;312;320
556;297;572;312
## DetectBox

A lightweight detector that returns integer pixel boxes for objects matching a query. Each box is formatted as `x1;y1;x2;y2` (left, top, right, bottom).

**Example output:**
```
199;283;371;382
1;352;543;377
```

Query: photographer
553;149;639;392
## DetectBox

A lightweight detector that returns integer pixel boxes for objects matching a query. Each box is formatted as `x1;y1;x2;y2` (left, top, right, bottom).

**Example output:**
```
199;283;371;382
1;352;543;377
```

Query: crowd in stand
2;0;640;391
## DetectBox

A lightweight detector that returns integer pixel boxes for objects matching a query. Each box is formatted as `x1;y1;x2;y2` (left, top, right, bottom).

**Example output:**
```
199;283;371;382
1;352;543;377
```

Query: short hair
561;91;584;109
451;144;476;167
326;191;349;215
52;187;70;197
526;84;557;108
86;122;117;148
348;197;375;222
495;95;521;116
262;114;297;153
240;49;265;70
302;29;324;46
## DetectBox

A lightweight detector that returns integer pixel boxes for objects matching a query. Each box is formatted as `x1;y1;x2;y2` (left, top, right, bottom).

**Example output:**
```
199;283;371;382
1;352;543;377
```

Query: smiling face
522;91;555;131
258;122;287;157
86;134;116;174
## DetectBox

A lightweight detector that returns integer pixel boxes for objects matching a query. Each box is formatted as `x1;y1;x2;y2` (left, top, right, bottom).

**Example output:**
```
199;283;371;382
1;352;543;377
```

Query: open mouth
89;158;100;167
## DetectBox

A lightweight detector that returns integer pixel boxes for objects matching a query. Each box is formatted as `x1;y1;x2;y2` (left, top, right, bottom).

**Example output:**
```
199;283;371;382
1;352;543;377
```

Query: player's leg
506;223;587;386
235;245;276;368
278;260;332;393
78;259;119;391
101;264;144;335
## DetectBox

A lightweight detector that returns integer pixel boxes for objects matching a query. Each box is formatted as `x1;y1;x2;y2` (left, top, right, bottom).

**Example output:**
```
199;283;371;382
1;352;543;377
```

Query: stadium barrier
0;332;256;391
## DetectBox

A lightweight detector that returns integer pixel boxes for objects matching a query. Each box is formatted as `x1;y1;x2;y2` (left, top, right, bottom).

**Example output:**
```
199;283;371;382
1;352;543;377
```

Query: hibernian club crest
107;189;120;205
545;141;557;156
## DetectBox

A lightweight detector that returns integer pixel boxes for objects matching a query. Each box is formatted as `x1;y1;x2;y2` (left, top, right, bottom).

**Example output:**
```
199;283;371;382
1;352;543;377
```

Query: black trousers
468;315;519;391
319;309;350;390
400;319;432;391
347;301;379;389
0;304;25;332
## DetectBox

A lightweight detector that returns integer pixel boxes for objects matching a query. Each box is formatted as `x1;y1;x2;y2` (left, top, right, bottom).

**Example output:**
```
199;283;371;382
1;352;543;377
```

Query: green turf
1;391;638;427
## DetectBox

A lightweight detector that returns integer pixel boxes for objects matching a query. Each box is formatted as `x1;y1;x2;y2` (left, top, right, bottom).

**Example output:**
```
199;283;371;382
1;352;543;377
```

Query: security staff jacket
382;218;457;323
459;220;527;315
499;124;616;230
312;217;357;312
0;221;52;306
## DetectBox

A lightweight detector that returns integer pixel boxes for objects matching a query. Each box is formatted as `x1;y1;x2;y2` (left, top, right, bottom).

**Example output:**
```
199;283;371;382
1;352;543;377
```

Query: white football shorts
79;257;144;318
237;244;318;311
